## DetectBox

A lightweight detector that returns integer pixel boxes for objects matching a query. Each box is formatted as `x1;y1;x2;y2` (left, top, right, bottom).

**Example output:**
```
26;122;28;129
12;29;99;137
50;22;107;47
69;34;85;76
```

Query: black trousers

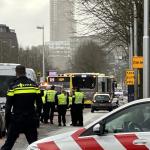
70;105;73;123
71;105;76;125
44;102;55;123
72;104;83;126
49;102;55;123
40;103;47;122
57;105;67;125
1;122;37;150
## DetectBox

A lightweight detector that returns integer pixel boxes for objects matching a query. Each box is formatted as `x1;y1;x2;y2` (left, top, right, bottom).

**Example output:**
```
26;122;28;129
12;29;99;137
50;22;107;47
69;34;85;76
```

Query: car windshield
95;95;110;102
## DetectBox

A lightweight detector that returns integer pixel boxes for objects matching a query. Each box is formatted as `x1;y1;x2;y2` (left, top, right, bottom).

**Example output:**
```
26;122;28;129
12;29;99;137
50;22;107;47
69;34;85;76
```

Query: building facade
50;0;75;41
49;0;75;71
0;24;18;63
46;41;71;71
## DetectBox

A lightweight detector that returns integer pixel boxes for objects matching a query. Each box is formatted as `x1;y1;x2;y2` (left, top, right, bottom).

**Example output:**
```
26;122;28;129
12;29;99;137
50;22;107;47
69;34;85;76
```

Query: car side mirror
93;123;104;135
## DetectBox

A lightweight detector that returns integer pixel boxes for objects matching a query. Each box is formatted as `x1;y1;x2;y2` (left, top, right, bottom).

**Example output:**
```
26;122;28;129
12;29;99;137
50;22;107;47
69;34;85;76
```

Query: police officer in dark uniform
40;89;47;123
72;87;84;126
1;65;42;150
69;88;75;126
45;85;57;124
56;90;69;126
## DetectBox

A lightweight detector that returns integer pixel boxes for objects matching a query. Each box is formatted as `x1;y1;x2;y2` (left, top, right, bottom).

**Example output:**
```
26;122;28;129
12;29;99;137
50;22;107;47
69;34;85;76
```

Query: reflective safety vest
57;94;67;105
46;90;57;102
69;96;72;105
74;92;84;104
7;83;41;96
42;90;47;104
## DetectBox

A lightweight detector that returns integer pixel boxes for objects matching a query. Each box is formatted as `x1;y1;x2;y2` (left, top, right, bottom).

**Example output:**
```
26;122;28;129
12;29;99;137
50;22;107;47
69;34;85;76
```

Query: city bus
65;73;116;106
47;73;116;106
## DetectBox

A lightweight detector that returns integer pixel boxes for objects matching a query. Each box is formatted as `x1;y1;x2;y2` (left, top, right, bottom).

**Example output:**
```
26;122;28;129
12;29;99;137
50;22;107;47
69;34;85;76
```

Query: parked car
91;93;118;112
27;98;150;150
0;103;5;138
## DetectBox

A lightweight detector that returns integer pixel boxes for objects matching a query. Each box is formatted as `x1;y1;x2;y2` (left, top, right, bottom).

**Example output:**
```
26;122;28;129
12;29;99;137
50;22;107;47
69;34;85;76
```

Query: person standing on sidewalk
1;65;42;150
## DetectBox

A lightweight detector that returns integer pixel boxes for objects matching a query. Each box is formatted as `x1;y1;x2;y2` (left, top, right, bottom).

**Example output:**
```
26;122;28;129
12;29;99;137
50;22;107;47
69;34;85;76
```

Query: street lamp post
36;26;45;81
143;0;150;98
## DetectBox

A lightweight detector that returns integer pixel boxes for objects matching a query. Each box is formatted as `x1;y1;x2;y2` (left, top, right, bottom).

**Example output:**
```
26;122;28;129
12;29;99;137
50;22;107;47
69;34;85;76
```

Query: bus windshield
0;75;16;97
47;76;70;89
72;75;96;89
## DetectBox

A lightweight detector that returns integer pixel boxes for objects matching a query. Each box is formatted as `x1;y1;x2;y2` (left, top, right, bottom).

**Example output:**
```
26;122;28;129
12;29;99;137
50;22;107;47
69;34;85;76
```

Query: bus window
72;76;96;89
107;78;111;92
102;82;105;93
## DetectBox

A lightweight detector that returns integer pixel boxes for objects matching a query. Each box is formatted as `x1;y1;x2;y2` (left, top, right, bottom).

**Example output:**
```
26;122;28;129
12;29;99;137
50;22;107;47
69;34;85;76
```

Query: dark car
91;94;117;112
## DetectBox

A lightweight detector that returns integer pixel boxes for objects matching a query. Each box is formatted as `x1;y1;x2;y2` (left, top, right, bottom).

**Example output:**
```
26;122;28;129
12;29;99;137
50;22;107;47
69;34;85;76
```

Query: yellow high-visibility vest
69;96;72;105
74;92;84;104
42;90;47;104
57;94;67;105
47;90;57;102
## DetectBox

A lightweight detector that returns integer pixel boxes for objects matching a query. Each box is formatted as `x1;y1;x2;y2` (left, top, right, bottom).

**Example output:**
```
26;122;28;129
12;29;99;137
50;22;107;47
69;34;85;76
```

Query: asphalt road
0;108;108;150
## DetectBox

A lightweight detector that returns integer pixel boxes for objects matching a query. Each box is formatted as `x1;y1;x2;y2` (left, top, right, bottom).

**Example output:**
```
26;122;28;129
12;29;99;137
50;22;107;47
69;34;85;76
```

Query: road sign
125;70;134;85
132;56;143;68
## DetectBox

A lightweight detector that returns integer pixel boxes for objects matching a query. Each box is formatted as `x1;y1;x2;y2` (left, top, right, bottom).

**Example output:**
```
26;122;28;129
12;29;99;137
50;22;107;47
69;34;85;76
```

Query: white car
27;98;150;150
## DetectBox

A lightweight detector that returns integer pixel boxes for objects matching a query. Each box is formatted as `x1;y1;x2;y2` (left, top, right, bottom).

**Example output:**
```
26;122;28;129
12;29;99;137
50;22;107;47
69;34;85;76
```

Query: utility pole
143;0;150;98
129;25;133;69
134;2;138;100
37;26;45;81
127;21;134;102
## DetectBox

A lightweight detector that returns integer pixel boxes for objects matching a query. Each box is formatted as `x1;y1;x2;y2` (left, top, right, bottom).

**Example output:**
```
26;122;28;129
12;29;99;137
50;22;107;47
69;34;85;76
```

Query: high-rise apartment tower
50;0;75;41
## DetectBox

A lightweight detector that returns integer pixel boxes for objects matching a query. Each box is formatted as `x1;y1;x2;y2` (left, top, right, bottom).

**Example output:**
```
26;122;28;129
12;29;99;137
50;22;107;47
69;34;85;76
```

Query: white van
26;68;37;83
0;63;37;103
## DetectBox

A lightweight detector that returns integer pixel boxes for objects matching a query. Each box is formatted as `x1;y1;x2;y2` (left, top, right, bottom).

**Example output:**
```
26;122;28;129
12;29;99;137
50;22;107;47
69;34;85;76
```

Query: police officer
40;89;47;123
45;85;57;124
69;89;75;126
56;90;69;126
72;87;84;126
1;65;42;150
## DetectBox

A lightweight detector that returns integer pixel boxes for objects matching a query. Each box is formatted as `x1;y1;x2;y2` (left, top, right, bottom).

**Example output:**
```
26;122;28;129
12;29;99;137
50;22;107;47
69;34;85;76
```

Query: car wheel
91;109;94;113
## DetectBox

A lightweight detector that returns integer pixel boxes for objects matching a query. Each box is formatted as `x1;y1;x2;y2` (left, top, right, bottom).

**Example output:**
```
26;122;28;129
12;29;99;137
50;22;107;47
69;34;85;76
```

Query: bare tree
75;0;144;56
72;40;110;73
18;46;53;77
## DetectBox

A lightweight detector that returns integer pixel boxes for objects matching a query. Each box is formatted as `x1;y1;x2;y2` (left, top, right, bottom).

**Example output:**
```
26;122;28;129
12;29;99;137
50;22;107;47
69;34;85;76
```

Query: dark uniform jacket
5;76;42;129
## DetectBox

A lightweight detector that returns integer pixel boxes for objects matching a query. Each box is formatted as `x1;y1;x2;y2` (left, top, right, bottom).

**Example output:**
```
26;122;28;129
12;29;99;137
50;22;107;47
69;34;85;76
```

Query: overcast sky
0;0;49;48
